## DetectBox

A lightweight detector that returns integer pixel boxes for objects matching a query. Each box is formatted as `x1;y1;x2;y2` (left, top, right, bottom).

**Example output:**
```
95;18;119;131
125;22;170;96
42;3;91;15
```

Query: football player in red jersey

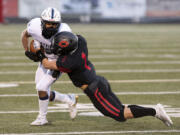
37;31;173;126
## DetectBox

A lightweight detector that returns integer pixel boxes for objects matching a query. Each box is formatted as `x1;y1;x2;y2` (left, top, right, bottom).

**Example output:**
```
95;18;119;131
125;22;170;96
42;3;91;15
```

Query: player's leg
125;105;156;118
31;63;49;125
106;77;173;126
46;70;78;119
84;76;173;126
84;76;126;122
103;76;173;126
125;104;173;126
49;90;78;119
104;80;155;119
32;65;63;125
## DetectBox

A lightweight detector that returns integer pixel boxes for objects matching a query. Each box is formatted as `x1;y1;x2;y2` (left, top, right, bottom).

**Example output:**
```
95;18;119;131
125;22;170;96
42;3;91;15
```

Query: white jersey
27;18;72;60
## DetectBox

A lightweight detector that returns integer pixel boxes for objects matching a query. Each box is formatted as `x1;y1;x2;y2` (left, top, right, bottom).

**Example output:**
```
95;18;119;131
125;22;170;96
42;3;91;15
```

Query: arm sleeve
56;58;75;73
56;58;73;73
56;58;62;69
27;20;33;36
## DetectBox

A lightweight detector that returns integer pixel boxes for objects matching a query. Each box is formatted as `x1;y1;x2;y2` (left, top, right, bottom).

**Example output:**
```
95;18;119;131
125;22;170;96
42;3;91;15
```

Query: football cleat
68;94;78;119
30;115;48;126
155;103;173;126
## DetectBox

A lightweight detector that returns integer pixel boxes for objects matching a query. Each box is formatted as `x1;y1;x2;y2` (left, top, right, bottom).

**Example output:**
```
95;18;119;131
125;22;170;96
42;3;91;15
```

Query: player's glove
25;51;40;62
51;70;61;78
36;50;47;62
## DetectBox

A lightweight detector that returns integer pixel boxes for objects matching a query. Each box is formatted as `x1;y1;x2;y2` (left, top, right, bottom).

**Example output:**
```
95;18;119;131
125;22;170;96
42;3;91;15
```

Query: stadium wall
0;0;3;23
2;0;180;23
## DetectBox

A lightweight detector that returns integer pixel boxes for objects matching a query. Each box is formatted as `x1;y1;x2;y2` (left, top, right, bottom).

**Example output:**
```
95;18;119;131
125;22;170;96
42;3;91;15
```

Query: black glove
36;50;46;62
51;70;61;78
25;51;40;62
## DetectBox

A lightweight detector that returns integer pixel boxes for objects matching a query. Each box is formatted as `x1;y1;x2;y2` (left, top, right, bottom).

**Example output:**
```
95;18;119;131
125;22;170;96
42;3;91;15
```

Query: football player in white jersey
21;7;78;126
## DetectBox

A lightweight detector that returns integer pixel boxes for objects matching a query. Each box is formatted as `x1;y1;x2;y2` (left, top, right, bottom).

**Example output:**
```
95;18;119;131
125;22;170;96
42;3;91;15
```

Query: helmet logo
58;40;69;48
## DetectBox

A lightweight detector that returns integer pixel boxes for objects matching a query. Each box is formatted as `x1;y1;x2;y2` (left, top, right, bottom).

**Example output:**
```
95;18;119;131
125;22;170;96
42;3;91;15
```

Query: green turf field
0;23;180;135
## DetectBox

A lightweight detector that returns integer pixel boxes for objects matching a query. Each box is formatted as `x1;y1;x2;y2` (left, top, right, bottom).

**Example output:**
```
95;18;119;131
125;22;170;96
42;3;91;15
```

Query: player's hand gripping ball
25;40;40;62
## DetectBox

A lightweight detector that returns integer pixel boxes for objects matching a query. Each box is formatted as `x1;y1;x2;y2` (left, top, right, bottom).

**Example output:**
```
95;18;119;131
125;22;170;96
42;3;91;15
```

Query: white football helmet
41;7;61;39
41;7;61;22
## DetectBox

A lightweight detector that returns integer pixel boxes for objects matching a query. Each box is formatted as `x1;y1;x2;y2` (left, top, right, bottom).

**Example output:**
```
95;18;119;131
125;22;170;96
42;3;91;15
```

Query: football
29;40;38;53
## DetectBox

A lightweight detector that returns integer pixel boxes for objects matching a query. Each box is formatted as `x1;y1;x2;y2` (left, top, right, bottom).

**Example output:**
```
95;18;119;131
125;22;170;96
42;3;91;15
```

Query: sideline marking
2;79;180;85
2;48;180;53
0;104;180;118
1;53;180;60
1;130;180;135
0;91;180;97
2;61;180;66
2;69;180;74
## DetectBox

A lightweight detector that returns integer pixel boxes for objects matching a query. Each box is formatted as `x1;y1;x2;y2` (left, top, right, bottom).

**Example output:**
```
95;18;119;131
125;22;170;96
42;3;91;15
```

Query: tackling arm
42;58;59;70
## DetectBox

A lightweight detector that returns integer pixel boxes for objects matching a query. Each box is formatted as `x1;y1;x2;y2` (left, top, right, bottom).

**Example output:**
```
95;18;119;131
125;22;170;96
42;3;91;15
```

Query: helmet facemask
41;20;60;39
41;7;61;39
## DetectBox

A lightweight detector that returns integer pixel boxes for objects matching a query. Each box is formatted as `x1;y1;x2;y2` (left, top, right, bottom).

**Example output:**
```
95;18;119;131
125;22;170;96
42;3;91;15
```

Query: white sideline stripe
1;130;180;135
91;48;180;53
2;48;180;53
1;104;180;117
95;61;180;65
0;63;37;66
1;54;180;60
2;61;180;67
97;69;180;73
2;69;180;74
2;79;180;84
1;91;180;97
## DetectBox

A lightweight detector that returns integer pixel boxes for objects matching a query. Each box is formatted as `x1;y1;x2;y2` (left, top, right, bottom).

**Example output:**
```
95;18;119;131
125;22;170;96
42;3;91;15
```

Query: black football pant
84;76;126;121
84;75;156;122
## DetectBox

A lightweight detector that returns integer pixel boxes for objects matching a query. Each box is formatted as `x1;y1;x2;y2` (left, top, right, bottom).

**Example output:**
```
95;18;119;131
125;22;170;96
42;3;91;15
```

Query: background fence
1;0;180;23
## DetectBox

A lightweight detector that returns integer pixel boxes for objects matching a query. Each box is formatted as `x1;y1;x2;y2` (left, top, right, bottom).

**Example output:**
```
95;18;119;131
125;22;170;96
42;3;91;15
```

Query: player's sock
52;91;74;105
128;105;156;118
38;97;49;117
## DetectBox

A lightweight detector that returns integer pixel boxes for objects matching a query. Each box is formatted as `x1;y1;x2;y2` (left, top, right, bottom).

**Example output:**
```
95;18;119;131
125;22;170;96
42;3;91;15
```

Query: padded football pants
35;63;61;95
84;75;126;122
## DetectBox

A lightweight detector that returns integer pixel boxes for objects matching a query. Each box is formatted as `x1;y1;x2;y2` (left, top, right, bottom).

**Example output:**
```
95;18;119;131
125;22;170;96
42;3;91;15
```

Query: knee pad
36;77;55;91
36;83;49;92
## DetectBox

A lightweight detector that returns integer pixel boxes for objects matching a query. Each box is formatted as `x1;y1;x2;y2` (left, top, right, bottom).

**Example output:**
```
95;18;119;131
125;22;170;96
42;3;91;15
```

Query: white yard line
1;130;180;135
0;63;37;66
90;48;180;53
94;61;180;65
0;91;180;97
97;69;180;73
2;79;180;85
2;61;180;67
0;103;180;117
0;83;19;88
1;69;180;74
1;54;180;60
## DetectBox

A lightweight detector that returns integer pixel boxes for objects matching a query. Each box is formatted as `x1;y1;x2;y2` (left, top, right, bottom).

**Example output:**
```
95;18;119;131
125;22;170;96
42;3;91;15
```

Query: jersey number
81;52;91;70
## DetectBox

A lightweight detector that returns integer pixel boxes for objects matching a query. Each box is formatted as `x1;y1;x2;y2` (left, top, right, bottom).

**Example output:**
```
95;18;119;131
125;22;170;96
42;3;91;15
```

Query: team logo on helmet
58;40;69;48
